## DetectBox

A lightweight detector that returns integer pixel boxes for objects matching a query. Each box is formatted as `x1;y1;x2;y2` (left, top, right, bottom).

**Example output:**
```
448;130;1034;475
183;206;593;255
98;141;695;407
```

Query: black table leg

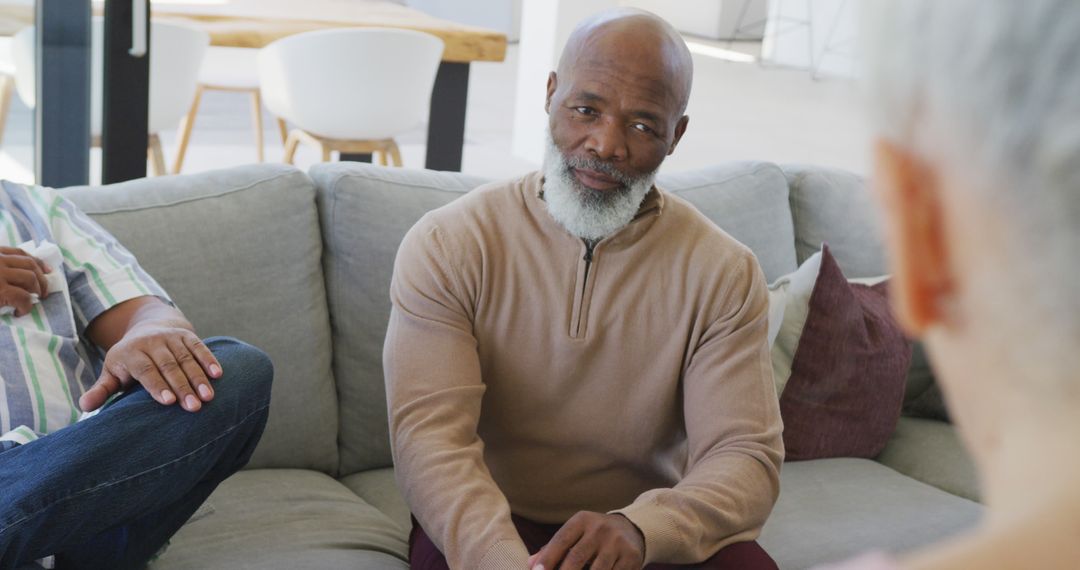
102;0;150;183
425;61;470;172
339;153;373;163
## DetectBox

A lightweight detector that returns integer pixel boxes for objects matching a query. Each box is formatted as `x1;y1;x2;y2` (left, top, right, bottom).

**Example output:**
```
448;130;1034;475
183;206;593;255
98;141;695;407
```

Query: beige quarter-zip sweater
384;171;783;569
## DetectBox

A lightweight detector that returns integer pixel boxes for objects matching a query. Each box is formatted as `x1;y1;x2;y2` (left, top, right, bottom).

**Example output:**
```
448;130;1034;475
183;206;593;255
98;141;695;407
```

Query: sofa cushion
150;469;409;569
659;161;797;282
902;342;951;422
759;458;981;569
779;246;911;460
767;250;891;395
876;417;980;501
340;467;411;533
767;251;823;394
782;164;888;278
903;383;951;423
64;164;338;472
309;163;489;475
783;165;952;425
903;342;936;406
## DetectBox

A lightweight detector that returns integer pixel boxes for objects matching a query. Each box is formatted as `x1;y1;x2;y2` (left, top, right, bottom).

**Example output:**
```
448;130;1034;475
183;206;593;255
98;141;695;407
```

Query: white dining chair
172;46;289;174
258;28;444;166
11;18;208;176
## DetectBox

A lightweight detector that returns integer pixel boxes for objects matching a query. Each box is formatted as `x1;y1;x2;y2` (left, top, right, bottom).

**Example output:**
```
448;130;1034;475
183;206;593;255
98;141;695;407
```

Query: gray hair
864;1;1080;358
541;131;656;241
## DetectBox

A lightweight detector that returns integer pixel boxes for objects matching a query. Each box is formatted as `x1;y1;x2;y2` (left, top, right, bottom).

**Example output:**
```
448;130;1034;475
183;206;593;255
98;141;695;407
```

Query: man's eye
633;123;653;134
574;106;595;116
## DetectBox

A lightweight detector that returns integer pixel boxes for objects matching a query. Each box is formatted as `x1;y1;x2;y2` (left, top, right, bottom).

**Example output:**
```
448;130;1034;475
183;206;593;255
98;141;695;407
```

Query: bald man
385;9;783;570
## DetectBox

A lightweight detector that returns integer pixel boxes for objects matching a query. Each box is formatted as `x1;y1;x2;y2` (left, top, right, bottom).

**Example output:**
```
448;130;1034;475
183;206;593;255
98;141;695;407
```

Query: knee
204;337;274;408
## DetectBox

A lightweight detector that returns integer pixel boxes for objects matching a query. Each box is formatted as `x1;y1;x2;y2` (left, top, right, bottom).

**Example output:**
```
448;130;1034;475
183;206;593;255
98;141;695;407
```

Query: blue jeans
0;337;273;570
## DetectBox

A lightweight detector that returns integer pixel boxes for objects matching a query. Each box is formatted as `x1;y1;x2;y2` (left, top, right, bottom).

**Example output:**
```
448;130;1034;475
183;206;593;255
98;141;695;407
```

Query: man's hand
0;246;51;317
527;512;645;570
80;324;222;413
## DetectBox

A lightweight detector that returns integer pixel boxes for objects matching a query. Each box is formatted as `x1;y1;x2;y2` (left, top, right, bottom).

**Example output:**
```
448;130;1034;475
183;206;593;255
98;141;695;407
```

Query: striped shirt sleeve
30;186;173;330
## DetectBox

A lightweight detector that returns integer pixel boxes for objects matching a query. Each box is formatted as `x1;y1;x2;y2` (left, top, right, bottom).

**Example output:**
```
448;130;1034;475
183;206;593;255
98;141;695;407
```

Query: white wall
407;0;523;42
623;0;768;40
511;0;618;163
509;0;859;164
762;0;857;77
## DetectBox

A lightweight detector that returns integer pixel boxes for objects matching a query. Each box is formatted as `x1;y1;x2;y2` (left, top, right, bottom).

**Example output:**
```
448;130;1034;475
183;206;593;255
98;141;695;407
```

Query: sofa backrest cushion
781;164;948;415
783;165;888;278
310;163;488;475
659;161;798;282
65;164;339;473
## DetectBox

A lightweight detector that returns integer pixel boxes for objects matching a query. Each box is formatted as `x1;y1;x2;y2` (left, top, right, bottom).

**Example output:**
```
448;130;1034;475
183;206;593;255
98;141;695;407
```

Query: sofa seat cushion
759;458;981;569
151;469;408;569
340;467;412;533
876;417;980;501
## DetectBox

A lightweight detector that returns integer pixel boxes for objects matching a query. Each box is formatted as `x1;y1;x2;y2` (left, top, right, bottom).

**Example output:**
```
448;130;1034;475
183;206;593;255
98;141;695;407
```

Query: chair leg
377;148;389;166
276;117;288;144
250;89;264;163
172;84;204;174
283;130;301;164
148;133;167;176
388;140;403;167
0;75;13;148
321;143;332;162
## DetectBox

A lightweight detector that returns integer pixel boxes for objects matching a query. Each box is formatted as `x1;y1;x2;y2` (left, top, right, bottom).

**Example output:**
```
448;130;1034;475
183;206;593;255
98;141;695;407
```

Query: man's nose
584;117;628;162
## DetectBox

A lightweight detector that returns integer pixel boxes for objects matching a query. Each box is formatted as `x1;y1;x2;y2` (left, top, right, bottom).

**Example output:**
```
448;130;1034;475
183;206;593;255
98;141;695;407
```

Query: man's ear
545;71;557;114
668;115;690;155
873;138;954;336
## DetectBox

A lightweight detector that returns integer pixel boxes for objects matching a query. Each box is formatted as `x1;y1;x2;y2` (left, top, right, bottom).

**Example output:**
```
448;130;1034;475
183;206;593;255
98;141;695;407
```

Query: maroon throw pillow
779;244;913;461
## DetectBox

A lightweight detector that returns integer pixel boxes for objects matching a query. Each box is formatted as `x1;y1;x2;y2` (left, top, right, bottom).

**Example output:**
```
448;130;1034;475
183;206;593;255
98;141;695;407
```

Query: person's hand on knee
80;326;223;413
527;511;644;570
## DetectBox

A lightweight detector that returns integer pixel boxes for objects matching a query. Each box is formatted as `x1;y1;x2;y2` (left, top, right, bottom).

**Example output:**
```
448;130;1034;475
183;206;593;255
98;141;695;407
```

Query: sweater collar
526;171;666;251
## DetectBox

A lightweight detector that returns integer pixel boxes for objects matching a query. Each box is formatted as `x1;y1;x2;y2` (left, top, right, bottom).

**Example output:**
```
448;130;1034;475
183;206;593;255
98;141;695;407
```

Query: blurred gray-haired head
864;0;1080;354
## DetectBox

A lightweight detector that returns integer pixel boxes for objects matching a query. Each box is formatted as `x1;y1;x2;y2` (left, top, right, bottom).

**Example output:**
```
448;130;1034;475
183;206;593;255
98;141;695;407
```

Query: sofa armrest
876;417;981;502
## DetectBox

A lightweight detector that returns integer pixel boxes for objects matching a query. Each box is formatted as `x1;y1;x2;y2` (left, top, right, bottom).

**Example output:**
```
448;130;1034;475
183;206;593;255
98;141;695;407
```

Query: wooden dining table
0;0;508;172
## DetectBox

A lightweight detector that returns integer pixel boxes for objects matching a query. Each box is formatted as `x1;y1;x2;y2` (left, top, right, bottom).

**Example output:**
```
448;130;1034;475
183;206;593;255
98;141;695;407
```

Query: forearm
616;254;783;564
614;443;781;564
392;409;531;569
386;311;529;568
387;221;532;568
86;296;192;351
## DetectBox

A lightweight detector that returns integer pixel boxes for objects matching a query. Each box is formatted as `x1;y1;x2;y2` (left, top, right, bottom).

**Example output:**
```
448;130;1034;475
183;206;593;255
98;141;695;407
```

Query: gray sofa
59;160;982;569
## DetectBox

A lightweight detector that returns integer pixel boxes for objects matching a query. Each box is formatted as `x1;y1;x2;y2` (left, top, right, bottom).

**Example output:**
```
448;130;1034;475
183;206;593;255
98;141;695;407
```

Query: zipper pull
583;239;597;263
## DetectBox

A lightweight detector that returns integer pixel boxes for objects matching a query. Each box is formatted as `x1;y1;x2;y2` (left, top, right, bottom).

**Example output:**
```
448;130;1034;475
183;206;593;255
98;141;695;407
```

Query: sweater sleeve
612;252;784;565
384;218;531;570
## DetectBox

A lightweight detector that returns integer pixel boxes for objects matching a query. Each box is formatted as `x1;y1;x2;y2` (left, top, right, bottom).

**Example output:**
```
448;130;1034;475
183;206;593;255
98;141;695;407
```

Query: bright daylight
1;1;1078;570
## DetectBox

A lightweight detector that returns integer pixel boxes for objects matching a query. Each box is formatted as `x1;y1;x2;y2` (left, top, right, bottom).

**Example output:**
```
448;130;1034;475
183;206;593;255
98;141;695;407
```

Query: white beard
541;133;657;241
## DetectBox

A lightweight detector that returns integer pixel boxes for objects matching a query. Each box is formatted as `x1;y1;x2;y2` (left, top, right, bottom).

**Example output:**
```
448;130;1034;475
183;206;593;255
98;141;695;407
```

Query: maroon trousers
409;515;778;569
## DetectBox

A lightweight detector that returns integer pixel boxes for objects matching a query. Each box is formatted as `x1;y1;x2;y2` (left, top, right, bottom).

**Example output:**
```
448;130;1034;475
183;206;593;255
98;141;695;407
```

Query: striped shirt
0;180;170;452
